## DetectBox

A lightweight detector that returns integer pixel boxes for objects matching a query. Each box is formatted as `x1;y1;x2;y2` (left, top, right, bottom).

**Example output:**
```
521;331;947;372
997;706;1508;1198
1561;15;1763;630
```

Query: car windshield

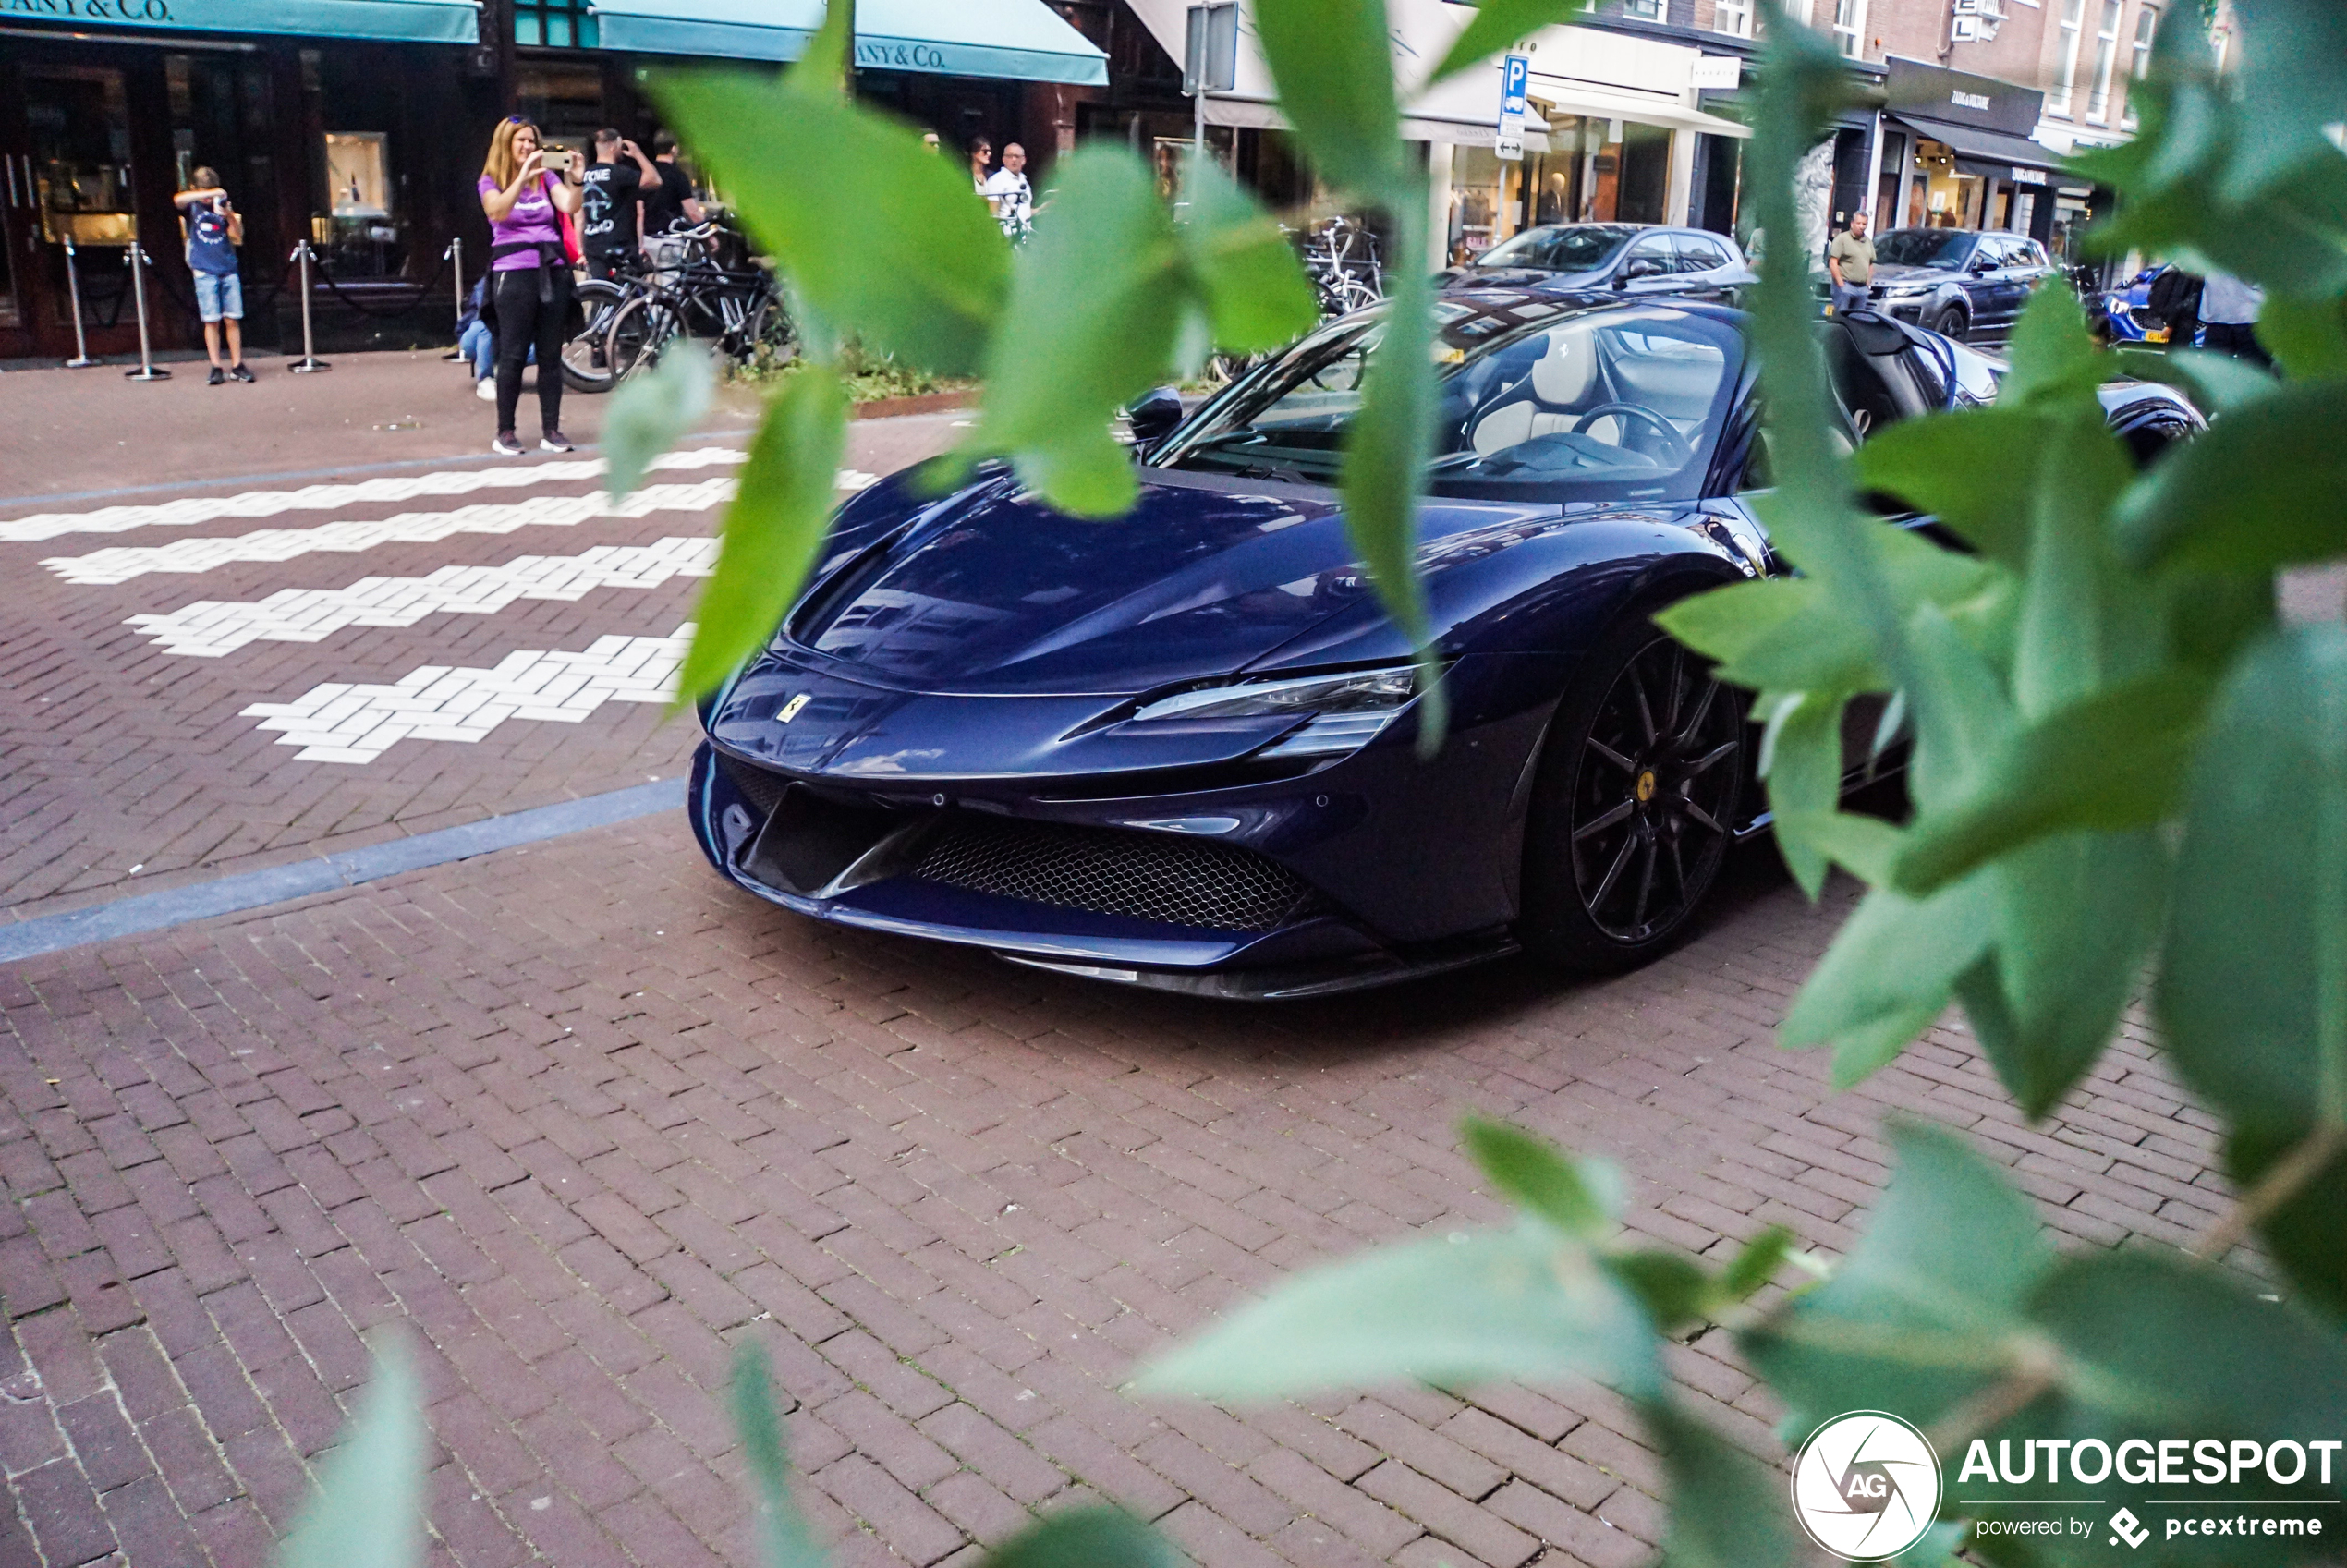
1874;229;1977;270
1474;225;1635;273
1149;300;1743;503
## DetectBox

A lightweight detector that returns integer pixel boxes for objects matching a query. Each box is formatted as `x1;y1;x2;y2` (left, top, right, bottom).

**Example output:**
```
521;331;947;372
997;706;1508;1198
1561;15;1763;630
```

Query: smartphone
541;149;575;174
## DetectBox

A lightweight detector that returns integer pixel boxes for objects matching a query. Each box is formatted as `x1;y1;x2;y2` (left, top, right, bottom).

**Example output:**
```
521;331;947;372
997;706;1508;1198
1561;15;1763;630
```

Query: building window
2050;0;2084;115
1712;0;1752;34
1622;0;1663;20
2086;0;2122;118
515;0;597;48
2125;4;2157;121
1830;0;1865;55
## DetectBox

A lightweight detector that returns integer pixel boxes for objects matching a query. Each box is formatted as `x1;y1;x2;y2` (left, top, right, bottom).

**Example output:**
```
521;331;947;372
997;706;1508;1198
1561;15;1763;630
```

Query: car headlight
1129;666;1421;759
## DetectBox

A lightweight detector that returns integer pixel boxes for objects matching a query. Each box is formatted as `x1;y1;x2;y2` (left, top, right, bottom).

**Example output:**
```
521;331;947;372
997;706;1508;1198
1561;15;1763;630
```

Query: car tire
1517;612;1745;975
1927;302;1969;341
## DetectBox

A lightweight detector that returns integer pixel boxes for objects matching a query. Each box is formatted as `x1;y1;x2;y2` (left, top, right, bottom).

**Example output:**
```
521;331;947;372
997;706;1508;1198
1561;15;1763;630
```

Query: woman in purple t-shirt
479;116;584;456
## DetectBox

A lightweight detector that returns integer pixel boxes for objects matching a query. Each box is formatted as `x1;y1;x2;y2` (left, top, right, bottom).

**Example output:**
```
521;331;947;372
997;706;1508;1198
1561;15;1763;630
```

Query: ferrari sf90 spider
688;290;2200;999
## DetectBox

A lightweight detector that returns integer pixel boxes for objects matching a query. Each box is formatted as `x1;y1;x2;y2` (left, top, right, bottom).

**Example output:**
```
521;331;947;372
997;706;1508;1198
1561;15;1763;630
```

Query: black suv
1863;228;2057;346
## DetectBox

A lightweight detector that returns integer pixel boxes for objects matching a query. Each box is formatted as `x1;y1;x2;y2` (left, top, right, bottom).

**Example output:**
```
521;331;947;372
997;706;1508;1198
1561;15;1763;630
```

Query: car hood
1870;263;1965;290
781;470;1565;696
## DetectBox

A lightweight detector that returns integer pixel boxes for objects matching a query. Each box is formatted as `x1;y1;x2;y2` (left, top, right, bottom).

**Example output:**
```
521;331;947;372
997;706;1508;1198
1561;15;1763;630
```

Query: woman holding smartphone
478;116;584;456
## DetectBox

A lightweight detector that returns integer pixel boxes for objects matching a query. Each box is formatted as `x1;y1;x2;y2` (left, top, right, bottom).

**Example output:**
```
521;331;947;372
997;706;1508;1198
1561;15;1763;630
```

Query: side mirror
1125;386;1185;444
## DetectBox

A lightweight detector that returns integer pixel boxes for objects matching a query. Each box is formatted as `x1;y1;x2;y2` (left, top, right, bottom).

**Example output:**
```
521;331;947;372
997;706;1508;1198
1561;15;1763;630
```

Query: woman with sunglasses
479;115;585;456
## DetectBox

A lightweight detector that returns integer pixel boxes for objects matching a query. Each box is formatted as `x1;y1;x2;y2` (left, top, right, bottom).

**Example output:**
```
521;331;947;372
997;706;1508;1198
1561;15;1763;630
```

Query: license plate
2146;327;2171;343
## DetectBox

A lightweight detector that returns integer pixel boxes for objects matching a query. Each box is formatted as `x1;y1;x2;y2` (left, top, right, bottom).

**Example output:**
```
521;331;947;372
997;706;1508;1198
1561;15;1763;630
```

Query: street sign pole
1185;2;1238;194
1495;52;1529;164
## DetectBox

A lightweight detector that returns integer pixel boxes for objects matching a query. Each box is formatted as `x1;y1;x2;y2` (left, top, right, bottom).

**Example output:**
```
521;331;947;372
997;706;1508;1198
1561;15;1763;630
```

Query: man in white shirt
2199;269;2268;366
982;143;1033;242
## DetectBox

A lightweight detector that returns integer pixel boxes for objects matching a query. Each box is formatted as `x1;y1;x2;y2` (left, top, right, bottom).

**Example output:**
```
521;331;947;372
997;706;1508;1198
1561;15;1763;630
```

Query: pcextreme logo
1791;1411;1944;1561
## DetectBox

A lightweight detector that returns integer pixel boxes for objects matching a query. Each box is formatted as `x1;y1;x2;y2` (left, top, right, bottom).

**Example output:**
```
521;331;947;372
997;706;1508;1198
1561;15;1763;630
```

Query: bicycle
603;215;792;383
1301;214;1384;318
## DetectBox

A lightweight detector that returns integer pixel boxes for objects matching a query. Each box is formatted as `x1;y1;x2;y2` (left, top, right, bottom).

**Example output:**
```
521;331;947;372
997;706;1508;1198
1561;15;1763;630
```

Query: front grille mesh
912;817;1316;932
717;753;792;816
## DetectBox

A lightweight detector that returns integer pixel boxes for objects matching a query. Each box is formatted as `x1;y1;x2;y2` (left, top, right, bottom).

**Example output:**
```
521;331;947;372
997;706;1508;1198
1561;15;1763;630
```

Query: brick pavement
0;356;964;920
0;808;2234;1568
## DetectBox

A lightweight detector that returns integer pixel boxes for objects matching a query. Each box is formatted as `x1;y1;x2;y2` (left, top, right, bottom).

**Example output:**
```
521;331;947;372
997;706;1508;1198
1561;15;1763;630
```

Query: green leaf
1852;410;2039;568
2008;410;2144;719
1757;692;1848;899
2117;379;2347;573
1252;0;1406;200
2225;0;2347;192
1606;1249;1714;1335
1175;153;1319;353
1770;809;1903;886
602;344;714;501
978;1508;1182;1568
2256;291;2347;382
1995;285;2104;408
1461;1115;1621;1239
1960;830;2168;1121
731;1342;827;1568
652;70;1008;376
2160;626;2347;1313
274;1337;427;1568
1890;672;2213;893
1661;578;1884;695
1132;1218;1663;1402
1339;199;1440;663
1647;1399;1802;1568
1900;602;2013;818
1429;0;1589;87
1717;1226;1795;1305
1781;873;1995;1089
968;148;1185;517
1742;1121;2054;1434
2106;345;2281;415
675;363;848;704
796;0;851;96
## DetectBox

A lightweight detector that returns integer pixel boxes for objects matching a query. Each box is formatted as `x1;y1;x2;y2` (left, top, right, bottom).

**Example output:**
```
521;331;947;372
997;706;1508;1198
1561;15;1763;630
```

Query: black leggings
492;265;571;435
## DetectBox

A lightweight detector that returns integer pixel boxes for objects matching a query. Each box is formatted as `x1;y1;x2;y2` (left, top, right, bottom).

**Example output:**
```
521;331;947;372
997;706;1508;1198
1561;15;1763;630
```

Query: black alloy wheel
1521;619;1744;971
1928;302;1969;341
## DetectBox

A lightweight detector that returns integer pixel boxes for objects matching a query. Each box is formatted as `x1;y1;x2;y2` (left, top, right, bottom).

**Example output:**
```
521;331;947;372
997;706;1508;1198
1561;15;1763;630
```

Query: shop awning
590;0;1108;84
0;0;480;43
1890;114;2069;181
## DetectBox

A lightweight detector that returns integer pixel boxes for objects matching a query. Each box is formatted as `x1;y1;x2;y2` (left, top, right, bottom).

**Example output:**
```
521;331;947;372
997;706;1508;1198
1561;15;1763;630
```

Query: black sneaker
229;363;255;383
539;431;574;453
492;431;526;456
207;366;225;386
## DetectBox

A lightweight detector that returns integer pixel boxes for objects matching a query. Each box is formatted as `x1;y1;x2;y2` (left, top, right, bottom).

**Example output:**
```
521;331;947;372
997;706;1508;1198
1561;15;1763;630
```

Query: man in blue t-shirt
174;168;254;383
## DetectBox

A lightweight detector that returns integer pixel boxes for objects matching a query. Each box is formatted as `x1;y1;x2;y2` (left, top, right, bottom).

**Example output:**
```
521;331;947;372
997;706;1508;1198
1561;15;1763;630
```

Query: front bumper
685;659;1559;995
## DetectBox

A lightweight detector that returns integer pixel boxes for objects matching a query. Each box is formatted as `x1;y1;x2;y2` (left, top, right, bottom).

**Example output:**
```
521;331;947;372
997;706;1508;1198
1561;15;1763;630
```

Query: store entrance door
0;55;149;362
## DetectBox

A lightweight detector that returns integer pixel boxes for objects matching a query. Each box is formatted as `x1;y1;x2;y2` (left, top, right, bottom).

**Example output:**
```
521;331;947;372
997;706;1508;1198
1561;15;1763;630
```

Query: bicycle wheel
558;277;629;394
606;293;681;382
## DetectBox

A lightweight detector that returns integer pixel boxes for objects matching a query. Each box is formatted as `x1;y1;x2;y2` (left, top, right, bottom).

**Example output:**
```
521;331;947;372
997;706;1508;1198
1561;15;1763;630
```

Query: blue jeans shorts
194;272;243;322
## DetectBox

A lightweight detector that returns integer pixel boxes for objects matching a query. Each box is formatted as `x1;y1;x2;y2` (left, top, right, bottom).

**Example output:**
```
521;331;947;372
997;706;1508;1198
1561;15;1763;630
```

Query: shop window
2086;0;2122;118
516;0;599;49
317;131;405;279
1830;0;1865;56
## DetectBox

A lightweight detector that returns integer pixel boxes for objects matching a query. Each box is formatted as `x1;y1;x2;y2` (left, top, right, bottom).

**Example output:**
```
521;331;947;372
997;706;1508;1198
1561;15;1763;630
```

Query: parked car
1864;227;2059;344
2090;263;2177;346
687;291;2200;1000
1438;223;1754;303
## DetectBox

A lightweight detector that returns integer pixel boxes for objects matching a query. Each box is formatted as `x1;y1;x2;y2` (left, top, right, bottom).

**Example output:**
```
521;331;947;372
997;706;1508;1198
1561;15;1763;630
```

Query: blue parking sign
1501;54;1529;116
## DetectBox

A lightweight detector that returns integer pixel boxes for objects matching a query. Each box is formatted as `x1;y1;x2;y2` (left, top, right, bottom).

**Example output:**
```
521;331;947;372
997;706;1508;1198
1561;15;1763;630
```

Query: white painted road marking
129;536;719;657
242;626;690;763
0;446;747;542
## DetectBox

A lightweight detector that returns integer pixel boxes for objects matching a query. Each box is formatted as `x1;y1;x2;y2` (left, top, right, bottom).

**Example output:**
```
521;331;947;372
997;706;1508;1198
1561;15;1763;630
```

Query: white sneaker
539;431;574;454
491;432;525;456
476;378;496;402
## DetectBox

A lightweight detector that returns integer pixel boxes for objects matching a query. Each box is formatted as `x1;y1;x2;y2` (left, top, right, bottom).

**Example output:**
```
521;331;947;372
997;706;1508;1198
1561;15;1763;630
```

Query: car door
1613;234;1680;295
1979;237;2029;337
1671;233;1736;301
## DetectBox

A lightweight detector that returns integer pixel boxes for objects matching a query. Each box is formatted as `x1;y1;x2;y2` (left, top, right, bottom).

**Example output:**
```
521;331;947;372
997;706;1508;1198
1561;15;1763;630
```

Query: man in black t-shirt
638;130;705;242
579;128;659;280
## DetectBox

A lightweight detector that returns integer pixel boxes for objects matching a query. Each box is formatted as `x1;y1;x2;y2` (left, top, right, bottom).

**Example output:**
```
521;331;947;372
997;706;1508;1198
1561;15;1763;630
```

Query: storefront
1879;57;2069;245
0;0;487;361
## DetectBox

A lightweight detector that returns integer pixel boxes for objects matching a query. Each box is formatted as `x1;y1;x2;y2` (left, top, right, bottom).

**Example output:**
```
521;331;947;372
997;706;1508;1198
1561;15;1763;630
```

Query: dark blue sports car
689;291;2199;999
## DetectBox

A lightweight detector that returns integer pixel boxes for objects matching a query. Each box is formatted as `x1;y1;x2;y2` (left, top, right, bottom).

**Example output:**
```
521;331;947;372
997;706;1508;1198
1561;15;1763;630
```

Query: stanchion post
123;241;170;381
288;238;331;373
62;237;98;369
446;236;464;323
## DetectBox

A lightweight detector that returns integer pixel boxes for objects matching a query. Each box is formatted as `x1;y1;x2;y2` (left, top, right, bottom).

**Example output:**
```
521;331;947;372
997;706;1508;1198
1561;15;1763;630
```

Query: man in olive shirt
1828;211;1874;316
